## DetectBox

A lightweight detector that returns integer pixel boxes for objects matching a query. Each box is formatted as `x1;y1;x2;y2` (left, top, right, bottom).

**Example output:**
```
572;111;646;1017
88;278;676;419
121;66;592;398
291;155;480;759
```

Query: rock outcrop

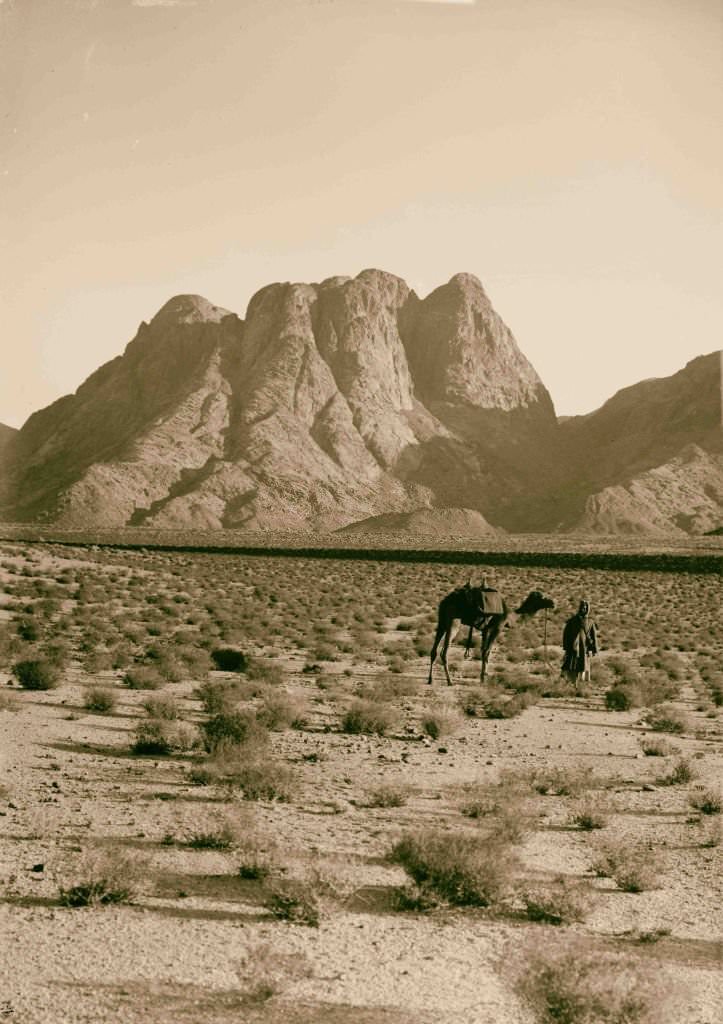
1;273;720;535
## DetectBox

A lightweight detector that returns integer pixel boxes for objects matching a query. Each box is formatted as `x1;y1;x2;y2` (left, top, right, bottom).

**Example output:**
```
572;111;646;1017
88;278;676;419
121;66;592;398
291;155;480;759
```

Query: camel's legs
480;618;503;682
439;627;453;686
428;623;454;685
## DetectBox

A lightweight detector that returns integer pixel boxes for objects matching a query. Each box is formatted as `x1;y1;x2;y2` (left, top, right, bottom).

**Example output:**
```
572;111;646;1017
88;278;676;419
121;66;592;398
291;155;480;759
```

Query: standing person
561;599;599;691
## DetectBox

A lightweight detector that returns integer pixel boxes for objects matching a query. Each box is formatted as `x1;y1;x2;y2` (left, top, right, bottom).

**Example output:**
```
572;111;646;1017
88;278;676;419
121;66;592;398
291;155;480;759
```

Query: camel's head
516;590;555;617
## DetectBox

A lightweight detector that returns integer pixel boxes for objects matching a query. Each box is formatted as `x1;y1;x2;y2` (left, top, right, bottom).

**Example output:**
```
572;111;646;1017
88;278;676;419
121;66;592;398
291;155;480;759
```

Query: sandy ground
0;544;721;1023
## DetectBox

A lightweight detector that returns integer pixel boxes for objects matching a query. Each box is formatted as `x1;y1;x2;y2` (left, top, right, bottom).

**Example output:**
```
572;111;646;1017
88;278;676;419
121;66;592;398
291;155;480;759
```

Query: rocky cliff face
540;351;723;533
1;274;720;534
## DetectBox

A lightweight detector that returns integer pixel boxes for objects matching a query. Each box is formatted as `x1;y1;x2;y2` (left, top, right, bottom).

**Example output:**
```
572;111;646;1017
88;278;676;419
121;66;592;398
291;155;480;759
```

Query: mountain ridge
1;272;720;535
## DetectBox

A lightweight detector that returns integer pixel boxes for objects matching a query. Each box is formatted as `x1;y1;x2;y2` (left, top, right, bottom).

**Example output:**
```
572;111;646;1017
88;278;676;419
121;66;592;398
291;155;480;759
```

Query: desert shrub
132;719;196;755
82;686;117;713
389;830;518;907
265;880;319;926
354;676;419;701
58;848;143;907
256;693;305;731
13;658;60;690
228;759;295;802
185;820;240;850
246;656;283;685
569;796;610;830
457;687;486;717
123;665;165;690
656;757;695;786
200;710;267;754
391;883;439;913
237;835;278;880
341;699;396;736
639;737;677;757
644;704;691;734
605;687;636;711
82;650;114;673
689;788;721;815
591;839;662;893
365;784;409;808
515;948;656;1024
141;694;180;720
523;766;599;798
16;617;39;642
194;679;238;715
420;707;460;740
210;647;248;672
456;782;528;847
521;877;593;924
142;645;184;682
482;693;533;719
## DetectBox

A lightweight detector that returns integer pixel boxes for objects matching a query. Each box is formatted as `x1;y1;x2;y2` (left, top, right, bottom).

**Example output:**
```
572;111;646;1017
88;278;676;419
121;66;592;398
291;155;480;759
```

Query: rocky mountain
534;351;723;534
1;272;720;535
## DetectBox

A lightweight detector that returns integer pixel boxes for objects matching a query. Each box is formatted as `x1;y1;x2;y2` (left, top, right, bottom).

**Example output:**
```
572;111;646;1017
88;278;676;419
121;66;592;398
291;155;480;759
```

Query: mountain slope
1;276;720;535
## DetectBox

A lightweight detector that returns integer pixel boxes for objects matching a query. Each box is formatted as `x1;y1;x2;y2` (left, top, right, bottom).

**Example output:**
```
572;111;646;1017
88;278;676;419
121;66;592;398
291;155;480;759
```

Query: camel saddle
458;586;504;626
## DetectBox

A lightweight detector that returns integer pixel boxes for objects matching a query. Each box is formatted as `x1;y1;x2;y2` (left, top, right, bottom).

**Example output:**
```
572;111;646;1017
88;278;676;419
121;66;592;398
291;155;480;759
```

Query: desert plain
0;538;721;1024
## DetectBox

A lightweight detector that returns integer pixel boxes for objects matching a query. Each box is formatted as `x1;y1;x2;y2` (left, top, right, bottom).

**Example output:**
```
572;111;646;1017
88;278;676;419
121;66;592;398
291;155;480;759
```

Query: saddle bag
478;590;504;616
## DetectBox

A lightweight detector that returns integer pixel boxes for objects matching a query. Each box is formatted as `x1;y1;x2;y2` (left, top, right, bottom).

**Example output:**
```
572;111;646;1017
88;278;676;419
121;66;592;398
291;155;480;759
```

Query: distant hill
0;272;720;536
335;507;500;538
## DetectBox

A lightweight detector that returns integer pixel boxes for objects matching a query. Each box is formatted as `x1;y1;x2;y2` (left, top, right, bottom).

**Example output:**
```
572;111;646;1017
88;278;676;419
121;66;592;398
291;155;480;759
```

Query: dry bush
265;879;320;926
210;647;248;672
13;658;60;690
354;676;419;701
235;945;311;1005
123;665;165;690
194;679;239;715
643;704;691;735
457;779;534;843
245;656;284;685
569;796;610;831
365;783;409;808
132;719;197;756
689;788;721;815
141;694;180;720
515;947;659;1024
237;835;279;880
256;692;306;731
656;757;696;786
58;848;145;907
82;686;117;713
420;706;461;740
391;883;439;913
523;765;602;798
639;736;677;757
341;699;397;736
193;744;294;802
200;710;268;754
482;693;534;719
591;839;663;893
389;830;519;907
521;876;594;924
185;817;242;850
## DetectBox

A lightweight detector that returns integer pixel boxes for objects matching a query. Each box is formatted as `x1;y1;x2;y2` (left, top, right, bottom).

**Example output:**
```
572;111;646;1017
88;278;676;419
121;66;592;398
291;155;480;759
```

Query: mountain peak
152;294;231;325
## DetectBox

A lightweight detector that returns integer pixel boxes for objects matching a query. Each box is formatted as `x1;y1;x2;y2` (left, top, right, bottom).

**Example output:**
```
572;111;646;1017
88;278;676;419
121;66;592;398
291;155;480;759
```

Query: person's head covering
578;600;590;616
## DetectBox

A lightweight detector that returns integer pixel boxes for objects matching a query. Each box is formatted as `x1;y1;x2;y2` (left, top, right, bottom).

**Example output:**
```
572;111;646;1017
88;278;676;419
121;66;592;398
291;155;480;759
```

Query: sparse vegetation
515;948;656;1024
389;830;518;907
82;685;118;713
591;839;663;893
13;658;60;690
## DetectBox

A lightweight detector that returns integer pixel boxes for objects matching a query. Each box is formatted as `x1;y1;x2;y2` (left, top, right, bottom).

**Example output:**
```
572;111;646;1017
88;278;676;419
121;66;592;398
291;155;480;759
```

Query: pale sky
2;0;721;428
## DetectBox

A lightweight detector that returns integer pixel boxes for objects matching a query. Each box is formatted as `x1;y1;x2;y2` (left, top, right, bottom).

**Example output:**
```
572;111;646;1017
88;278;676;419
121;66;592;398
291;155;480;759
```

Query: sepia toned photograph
1;1;721;1021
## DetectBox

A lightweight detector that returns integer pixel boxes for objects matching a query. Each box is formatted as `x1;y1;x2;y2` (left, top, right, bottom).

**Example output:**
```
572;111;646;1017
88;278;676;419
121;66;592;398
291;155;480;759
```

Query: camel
427;584;555;685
